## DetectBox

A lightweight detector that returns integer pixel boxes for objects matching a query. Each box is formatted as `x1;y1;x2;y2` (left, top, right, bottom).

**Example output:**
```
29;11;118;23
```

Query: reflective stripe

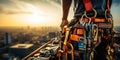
70;34;84;41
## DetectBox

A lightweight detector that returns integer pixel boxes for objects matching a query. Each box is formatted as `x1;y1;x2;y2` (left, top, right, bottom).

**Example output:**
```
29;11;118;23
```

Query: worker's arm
60;0;72;29
62;0;72;20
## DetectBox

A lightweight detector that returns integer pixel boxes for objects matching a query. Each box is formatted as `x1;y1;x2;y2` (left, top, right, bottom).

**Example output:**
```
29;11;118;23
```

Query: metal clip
79;14;86;26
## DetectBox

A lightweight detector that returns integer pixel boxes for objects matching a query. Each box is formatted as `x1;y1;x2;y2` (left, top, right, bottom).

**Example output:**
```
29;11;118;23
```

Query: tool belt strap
70;34;84;41
98;23;112;29
81;18;106;23
80;18;112;29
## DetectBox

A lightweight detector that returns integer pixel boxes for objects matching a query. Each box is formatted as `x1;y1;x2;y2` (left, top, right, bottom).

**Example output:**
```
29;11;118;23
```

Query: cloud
0;0;61;15
0;0;42;14
5;11;32;14
0;6;32;14
113;0;120;4
0;6;3;13
112;0;120;6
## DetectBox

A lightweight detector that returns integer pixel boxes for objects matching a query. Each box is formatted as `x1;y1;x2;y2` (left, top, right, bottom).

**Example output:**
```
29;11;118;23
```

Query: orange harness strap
70;29;84;41
81;18;106;23
70;34;84;41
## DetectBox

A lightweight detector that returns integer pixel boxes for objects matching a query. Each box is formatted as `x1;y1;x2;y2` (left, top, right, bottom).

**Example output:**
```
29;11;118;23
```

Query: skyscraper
4;32;12;45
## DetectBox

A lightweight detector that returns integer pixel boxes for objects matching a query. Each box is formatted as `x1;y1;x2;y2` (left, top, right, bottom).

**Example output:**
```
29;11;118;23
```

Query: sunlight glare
23;5;50;26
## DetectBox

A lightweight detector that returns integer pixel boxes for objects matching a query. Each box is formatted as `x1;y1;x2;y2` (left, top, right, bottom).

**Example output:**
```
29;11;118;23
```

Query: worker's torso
74;0;112;18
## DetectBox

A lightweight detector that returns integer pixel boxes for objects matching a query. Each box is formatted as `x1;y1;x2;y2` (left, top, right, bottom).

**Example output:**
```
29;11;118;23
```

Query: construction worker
60;0;113;60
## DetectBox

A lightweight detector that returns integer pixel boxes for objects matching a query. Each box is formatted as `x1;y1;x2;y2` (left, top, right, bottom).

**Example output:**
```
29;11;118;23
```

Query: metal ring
105;9;108;19
105;9;112;19
80;14;85;21
84;8;97;18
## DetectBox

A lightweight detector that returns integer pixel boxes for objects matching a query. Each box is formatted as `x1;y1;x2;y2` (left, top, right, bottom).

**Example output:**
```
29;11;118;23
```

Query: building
9;44;34;58
49;32;56;39
40;35;48;42
4;32;12;45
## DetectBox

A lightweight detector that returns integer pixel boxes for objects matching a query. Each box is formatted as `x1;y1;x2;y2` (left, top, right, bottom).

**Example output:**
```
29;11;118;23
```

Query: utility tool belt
70;18;112;41
69;17;113;51
81;18;113;29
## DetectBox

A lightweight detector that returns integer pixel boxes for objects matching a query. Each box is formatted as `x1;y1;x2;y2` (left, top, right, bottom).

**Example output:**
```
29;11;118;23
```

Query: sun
18;4;58;26
29;14;44;24
23;14;47;26
21;5;49;26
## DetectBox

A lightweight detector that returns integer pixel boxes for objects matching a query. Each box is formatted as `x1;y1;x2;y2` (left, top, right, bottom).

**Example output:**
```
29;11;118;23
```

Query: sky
0;0;120;27
0;0;62;27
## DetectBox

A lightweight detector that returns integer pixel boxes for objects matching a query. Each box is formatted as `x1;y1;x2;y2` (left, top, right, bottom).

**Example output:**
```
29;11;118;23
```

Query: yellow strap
64;28;70;45
93;28;98;42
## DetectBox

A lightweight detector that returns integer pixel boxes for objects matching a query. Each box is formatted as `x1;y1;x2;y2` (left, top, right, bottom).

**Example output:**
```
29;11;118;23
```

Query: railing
114;32;120;37
22;39;55;60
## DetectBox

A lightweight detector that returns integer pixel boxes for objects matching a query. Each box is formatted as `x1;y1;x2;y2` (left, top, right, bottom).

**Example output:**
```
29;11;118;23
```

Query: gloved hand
60;20;68;30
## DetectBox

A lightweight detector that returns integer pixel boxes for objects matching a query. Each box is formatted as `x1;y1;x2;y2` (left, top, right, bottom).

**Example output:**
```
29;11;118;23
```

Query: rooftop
10;44;33;49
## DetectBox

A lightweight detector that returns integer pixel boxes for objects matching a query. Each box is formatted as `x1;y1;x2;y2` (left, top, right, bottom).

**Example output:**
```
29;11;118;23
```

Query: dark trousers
93;39;108;60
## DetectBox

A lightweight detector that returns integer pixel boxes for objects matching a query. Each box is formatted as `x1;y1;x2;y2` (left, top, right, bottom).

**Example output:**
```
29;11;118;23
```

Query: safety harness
58;0;113;60
70;0;113;46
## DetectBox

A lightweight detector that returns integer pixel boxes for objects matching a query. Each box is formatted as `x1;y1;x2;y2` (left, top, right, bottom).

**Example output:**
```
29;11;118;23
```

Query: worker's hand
60;20;68;30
